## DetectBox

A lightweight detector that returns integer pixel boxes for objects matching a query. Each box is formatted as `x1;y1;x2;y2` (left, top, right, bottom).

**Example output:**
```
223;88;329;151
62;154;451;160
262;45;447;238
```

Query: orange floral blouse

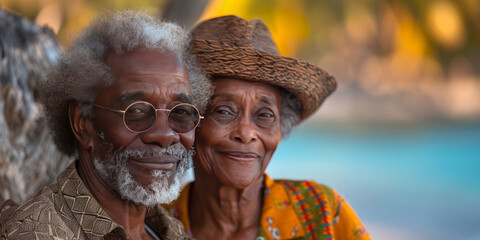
165;174;371;240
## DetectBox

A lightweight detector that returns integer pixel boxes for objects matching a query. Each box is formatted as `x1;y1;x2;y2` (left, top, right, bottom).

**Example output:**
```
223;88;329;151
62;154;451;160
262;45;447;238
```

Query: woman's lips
128;156;179;171
219;151;260;162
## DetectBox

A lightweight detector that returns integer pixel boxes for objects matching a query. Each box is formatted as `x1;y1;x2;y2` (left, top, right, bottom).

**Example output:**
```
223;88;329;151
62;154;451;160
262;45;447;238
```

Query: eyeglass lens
124;102;199;133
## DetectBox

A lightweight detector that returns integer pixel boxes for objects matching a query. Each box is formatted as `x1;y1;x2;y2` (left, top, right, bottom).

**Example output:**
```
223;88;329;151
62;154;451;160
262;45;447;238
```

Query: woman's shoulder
270;178;339;202
272;178;334;189
267;177;371;239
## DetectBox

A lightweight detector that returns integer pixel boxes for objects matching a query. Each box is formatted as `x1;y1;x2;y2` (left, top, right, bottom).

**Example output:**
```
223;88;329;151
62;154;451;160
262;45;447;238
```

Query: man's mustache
116;143;189;159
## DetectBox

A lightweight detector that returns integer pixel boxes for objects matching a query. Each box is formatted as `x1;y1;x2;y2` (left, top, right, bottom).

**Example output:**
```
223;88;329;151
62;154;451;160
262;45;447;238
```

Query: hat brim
192;39;337;121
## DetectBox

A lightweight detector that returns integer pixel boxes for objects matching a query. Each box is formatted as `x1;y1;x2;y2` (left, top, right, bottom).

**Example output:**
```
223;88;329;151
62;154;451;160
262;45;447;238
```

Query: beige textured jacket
0;161;188;240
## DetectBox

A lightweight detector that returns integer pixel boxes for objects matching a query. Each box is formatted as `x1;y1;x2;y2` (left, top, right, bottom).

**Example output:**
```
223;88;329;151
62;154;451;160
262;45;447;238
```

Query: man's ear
68;102;95;151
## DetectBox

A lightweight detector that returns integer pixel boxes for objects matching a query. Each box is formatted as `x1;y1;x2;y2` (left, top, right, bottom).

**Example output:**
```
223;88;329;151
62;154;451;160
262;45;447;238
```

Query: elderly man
0;11;211;239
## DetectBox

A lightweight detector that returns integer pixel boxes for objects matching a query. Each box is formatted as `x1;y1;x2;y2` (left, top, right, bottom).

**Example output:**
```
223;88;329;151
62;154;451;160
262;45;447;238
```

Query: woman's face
195;78;282;189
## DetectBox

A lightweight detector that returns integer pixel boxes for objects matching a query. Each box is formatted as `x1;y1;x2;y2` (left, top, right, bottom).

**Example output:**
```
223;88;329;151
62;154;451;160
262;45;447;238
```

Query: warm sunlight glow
426;1;464;49
35;3;62;33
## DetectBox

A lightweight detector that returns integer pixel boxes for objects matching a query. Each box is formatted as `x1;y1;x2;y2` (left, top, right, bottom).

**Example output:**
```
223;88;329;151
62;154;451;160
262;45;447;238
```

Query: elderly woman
161;16;371;240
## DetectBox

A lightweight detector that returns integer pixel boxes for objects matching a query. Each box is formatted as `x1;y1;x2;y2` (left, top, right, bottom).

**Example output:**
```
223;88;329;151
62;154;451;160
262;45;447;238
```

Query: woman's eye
258;112;274;118
255;109;276;127
210;106;236;123
257;108;275;118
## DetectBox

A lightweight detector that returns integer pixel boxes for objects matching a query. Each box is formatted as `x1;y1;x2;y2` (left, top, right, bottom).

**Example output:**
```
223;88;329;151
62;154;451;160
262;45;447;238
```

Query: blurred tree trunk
160;0;210;29
0;6;71;203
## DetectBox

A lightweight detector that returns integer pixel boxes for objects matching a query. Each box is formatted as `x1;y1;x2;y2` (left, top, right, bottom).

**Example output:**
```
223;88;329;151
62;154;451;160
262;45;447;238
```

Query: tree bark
0;6;71;203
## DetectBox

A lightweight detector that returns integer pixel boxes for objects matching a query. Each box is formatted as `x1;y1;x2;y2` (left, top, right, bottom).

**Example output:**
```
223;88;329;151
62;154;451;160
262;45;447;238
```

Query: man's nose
230;115;257;144
141;112;179;147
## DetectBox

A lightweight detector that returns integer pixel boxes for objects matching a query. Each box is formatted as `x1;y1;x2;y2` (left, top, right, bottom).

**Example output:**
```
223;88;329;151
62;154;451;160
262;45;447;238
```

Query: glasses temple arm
92;104;125;114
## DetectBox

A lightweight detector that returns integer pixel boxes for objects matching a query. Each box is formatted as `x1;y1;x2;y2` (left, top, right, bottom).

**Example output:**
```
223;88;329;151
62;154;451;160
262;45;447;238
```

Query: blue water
266;122;480;240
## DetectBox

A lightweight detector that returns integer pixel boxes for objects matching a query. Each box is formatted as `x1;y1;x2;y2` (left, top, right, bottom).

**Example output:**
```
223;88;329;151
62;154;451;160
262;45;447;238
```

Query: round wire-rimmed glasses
92;101;203;133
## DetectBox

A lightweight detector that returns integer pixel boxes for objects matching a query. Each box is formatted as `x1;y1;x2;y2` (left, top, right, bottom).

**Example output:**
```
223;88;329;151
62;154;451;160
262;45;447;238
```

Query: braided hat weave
191;15;337;121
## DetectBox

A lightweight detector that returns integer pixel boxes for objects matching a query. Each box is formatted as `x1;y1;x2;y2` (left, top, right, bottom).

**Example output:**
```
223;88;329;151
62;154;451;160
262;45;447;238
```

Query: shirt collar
145;202;189;239
55;161;125;239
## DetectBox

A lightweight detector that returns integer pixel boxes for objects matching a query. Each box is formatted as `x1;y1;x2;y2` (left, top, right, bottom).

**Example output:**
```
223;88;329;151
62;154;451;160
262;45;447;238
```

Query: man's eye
129;108;147;114
125;103;154;121
216;109;232;115
171;107;191;115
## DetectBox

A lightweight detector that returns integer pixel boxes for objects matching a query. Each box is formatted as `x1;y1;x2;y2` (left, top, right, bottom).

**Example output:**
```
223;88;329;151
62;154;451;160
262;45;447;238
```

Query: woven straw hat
191;15;337;121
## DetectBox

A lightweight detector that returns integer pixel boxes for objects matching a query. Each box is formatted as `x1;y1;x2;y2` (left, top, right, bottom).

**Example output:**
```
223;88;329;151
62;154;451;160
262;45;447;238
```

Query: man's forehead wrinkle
119;92;145;103
114;89;192;105
211;93;235;101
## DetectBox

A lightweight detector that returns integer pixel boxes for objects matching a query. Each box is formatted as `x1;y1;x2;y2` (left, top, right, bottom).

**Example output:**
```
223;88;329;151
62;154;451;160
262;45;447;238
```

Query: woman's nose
230;115;257;144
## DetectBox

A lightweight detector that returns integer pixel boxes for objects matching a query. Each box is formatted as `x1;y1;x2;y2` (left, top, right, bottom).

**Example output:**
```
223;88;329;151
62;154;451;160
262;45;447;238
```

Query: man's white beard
94;143;192;207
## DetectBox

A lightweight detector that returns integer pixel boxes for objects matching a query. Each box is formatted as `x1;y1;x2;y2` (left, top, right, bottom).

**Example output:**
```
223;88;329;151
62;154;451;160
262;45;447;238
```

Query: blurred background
1;0;479;239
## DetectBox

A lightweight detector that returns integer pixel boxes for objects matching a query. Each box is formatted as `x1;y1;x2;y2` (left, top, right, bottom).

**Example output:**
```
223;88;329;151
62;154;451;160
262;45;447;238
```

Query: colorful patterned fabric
0;161;188;240
165;174;370;240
